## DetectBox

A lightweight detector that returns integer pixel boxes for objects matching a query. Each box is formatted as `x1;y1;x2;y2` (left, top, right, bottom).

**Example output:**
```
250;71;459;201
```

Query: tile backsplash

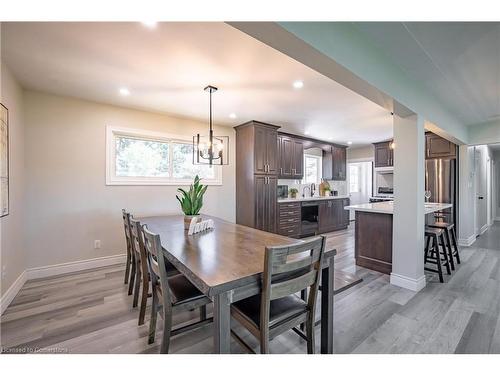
278;179;348;197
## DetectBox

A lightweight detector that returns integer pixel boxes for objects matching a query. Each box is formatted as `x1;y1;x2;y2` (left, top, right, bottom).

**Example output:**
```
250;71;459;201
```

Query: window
349;165;360;193
303;155;322;184
106;127;221;185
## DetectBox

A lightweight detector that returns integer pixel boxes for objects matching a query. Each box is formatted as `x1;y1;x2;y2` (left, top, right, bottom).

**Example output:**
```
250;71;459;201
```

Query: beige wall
23;91;235;269
0;63;26;295
347;145;373;161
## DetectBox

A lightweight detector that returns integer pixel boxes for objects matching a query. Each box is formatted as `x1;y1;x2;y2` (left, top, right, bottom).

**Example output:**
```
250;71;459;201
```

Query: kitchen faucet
302;185;310;198
302;184;315;197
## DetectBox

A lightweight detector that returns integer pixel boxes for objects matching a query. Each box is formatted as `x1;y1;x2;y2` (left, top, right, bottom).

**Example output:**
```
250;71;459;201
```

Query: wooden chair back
261;236;325;325
129;217;150;274
142;225;173;308
122;209;133;257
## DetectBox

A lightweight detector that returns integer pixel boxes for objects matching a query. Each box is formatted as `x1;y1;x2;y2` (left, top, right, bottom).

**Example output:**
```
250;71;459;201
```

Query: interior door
348;161;373;221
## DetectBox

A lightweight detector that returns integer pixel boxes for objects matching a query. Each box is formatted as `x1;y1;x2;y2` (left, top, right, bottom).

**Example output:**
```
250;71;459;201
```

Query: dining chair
230;236;326;354
129;217;153;325
142;225;212;353
122;209;136;296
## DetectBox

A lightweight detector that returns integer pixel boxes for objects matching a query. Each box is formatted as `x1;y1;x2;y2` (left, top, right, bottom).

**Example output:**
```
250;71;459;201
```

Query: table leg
320;257;334;354
213;290;231;354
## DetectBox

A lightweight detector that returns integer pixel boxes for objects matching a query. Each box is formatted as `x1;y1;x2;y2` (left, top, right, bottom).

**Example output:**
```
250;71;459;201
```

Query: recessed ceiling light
229;113;237;119
119;87;130;96
293;80;304;89
304;131;310;135
328;137;333;141
347;141;353;145
141;21;158;29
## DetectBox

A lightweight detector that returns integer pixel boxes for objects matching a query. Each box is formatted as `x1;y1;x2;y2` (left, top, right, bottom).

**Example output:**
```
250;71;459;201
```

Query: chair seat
428;222;454;230
425;227;444;236
232;294;308;328
168;274;204;305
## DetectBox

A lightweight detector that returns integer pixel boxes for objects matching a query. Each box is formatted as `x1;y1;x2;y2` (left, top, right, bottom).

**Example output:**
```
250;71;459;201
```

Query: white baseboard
458;234;476;247
479;224;489;235
0;270;27;315
26;254;126;280
390;273;426;292
1;254;126;315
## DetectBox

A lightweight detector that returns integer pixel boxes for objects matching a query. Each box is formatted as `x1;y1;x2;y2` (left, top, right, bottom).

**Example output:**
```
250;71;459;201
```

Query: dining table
140;214;339;354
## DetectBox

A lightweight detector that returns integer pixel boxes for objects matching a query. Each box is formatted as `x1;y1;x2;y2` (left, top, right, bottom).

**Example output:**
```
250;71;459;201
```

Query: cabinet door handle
280;167;283;174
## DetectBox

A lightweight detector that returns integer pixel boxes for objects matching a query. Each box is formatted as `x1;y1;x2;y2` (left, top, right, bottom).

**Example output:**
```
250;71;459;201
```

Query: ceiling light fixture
193;85;229;166
304;131;310;135
229;113;237;119
293;80;304;89
347;141;353;145
119;87;130;96
141;21;158;29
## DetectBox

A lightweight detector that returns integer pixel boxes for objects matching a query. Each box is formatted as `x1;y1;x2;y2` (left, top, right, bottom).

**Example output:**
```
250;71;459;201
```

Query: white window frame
106;126;222;186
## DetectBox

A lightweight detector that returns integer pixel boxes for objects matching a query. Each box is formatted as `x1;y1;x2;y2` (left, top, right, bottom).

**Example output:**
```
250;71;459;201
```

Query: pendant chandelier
193;85;229;166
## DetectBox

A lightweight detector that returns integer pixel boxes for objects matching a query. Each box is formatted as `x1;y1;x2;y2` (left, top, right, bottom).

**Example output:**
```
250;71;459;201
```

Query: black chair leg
444;229;455;271
451;227;461;264
439;234;451;275
433;235;444;283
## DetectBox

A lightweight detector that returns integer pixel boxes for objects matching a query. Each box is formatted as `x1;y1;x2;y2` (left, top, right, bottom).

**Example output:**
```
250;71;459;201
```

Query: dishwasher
301;201;319;236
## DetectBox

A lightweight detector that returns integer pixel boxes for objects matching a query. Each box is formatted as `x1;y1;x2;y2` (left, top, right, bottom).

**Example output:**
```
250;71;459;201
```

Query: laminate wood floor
1;222;500;354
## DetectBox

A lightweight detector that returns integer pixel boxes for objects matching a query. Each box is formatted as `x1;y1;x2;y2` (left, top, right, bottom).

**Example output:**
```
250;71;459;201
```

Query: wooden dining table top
140;215;337;297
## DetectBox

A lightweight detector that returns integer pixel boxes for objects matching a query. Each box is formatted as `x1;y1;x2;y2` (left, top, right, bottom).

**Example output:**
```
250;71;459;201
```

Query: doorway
348;161;373;221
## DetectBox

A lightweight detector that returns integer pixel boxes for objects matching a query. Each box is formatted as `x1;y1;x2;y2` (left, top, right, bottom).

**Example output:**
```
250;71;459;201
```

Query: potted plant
289;188;298;199
176;175;208;230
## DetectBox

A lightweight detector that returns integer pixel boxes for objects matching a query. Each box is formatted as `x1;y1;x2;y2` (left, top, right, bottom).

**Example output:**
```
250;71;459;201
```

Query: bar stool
427;221;461;269
424;227;451;283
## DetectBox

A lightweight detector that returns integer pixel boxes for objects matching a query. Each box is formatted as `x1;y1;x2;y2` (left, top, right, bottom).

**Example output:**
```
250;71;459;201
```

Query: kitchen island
344;202;452;274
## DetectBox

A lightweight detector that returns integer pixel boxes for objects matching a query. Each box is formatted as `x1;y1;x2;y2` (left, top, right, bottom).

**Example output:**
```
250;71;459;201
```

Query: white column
391;113;426;291
457;145;476;245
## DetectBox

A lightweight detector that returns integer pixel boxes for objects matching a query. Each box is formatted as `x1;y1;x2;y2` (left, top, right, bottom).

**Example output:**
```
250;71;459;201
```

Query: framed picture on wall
0;103;9;217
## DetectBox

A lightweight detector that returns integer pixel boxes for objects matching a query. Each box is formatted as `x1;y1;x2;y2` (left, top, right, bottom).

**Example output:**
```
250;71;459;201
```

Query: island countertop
344;201;452;215
278;195;350;203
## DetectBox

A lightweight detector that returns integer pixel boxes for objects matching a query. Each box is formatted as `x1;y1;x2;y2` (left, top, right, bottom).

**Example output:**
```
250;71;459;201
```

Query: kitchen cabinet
277;201;301;237
318;198;350;233
322;145;347;180
277;134;304;179
235;121;279;232
426;132;456;159
254;175;277;233
254;125;278;174
373;141;394;168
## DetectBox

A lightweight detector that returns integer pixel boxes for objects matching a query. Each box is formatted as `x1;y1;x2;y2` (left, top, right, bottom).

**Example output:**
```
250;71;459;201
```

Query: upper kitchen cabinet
277;134;304;179
323;145;347;180
373;140;394;168
425;132;457;159
236;121;279;175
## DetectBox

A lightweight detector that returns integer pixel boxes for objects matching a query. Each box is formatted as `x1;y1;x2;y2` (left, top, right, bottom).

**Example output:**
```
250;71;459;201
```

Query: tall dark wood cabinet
277;134;303;179
235;121;279;233
373;141;394;167
322;145;347;180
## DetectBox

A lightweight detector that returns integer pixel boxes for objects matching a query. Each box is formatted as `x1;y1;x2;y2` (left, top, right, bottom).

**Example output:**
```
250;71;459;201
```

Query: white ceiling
1;22;393;146
354;22;500;126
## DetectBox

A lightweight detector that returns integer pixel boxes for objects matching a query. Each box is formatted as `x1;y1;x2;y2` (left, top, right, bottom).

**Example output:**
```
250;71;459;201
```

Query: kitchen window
106;126;222;185
303;154;322;184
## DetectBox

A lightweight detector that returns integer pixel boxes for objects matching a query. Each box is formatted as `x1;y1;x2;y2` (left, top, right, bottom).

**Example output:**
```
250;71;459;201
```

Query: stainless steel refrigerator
425;158;456;225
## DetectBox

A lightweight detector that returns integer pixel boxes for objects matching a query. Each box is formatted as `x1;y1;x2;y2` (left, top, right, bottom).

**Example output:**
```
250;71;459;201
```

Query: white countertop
344;201;452;215
278;195;350;203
